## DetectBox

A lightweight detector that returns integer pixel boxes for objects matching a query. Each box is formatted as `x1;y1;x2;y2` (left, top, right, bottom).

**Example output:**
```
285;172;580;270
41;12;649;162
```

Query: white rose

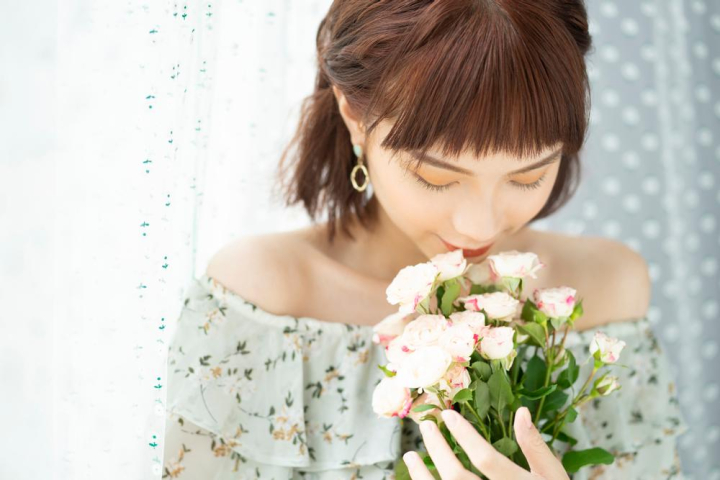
464;259;499;285
406;391;447;424
459;292;519;321
589;331;626;364
487;250;545;279
437;363;472;400
396;346;453;389
439;324;477;362
401;314;449;349
479;326;515;360
372;311;414;347
449;310;486;335
533;286;577;318
430;249;468;282
372;375;413;418
385;335;413;366
386;263;439;314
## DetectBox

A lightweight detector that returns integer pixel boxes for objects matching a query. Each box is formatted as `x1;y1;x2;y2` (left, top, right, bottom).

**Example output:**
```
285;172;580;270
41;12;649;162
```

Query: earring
350;144;370;192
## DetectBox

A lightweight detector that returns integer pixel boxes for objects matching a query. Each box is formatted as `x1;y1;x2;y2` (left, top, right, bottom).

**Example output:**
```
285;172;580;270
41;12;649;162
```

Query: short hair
276;0;594;243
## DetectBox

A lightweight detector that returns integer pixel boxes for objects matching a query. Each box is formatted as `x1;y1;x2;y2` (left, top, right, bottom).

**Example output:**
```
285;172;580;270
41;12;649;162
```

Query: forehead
373;118;562;165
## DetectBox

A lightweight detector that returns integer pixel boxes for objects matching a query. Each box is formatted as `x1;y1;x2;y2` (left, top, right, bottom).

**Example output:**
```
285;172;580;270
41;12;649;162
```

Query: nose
450;193;503;247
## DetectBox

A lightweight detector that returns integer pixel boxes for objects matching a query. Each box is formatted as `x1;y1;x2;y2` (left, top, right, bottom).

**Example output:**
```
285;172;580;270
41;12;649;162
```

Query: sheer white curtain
4;0;718;478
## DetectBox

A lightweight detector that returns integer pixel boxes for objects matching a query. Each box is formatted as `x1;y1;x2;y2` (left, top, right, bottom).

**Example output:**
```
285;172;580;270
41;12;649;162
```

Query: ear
332;85;367;147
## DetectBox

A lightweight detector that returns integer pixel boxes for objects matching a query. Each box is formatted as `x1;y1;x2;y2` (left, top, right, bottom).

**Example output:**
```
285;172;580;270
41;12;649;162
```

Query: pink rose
449;310;486;335
487;250;545;279
386;263;439;314
533;286;577;318
372;376;413;418
464;259;499;285
478;326;517;370
437;363;472;400
459;291;520;322
430;249;468;282
589;331;626;364
401;314;449;349
372;311;414;347
395;346;453;389
385;335;413;369
439;324;477;362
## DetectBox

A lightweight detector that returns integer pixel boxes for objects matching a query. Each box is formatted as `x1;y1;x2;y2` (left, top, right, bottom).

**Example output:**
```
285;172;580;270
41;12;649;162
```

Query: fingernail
420;420;434;434
404;452;417;466
441;409;458;426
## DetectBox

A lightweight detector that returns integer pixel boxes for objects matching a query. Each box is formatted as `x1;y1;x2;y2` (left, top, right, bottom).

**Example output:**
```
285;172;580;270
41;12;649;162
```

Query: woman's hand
403;406;570;480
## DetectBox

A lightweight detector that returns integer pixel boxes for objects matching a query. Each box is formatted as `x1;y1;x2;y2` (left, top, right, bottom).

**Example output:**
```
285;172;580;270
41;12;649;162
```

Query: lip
440;237;494;258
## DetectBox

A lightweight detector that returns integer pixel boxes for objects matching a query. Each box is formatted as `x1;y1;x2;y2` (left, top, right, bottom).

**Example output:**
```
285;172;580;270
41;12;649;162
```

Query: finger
440;409;530;480
403;451;436;480
419;420;471;480
513;406;569;480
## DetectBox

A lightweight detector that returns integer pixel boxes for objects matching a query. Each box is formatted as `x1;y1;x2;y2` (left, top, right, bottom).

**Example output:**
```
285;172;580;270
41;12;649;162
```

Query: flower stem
494;409;508;438
533;329;554;424
465;403;491;441
546;367;599;445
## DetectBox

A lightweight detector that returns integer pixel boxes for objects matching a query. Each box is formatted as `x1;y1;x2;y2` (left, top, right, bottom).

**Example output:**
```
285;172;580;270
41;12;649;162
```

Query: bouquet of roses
370;250;627;479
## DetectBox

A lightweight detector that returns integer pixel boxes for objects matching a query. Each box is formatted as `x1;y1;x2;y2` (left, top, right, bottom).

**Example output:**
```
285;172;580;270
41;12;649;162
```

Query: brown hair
276;0;594;243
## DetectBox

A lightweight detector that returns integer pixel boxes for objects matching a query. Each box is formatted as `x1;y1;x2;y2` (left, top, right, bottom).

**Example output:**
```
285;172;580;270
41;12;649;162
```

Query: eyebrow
408;148;563;175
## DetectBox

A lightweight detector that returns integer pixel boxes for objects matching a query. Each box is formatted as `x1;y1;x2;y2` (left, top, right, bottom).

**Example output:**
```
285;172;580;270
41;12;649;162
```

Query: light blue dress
162;274;689;479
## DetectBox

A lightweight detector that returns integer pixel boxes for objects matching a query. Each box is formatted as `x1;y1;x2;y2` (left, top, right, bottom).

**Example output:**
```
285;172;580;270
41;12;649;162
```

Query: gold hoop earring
350;144;369;192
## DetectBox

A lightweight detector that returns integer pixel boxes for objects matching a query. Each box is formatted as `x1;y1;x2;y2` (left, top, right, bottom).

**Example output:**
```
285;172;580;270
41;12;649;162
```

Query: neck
327;195;429;283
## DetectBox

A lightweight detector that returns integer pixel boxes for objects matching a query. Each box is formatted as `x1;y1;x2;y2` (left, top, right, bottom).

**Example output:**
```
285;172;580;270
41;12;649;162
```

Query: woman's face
365;119;563;261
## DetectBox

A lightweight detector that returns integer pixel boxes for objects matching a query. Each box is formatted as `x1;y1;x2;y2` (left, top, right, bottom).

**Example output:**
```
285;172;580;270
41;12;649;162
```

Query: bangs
362;0;591;169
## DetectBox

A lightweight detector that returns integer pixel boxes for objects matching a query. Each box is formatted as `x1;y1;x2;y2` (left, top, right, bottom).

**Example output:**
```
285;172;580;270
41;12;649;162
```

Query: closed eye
413;173;548;192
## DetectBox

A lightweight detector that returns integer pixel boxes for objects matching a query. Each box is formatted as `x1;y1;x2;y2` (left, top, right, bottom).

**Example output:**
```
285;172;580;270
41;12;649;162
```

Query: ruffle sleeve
162;274;403;479
556;317;689;480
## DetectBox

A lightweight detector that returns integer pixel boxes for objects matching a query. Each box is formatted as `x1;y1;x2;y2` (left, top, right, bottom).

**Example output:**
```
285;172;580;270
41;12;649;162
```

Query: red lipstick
440;238;494;258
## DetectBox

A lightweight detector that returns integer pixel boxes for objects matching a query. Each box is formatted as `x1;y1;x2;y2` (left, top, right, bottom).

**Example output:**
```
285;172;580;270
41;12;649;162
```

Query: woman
162;1;687;478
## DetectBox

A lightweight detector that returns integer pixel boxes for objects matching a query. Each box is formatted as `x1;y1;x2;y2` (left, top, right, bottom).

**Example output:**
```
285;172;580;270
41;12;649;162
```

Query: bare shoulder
536;230;651;328
204;230;311;315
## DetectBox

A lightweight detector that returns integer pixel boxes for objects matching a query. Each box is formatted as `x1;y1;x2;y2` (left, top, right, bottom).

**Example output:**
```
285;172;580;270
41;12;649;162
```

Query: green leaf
394;457;411;480
520;298;548;324
492;437;519;457
523;355;547;391
543;390;569;412
557;351;578;389
518;384;557;400
569;299;584;322
474;381;490;419
472;361;492;382
565;406;578;423
441;279;461;316
412;403;441;413
377;364;397;377
516;322;546;347
550;316;567;330
435;285;445;314
452;388;473;404
555;430;578;446
470;284;495;295
488;370;514;414
561;447;614;473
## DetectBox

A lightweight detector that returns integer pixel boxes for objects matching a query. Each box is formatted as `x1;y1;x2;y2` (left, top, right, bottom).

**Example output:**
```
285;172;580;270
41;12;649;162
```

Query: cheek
369;161;443;230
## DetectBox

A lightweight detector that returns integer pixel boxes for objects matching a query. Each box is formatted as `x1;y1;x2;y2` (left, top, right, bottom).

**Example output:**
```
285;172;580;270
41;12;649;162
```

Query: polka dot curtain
6;0;715;479
534;1;719;478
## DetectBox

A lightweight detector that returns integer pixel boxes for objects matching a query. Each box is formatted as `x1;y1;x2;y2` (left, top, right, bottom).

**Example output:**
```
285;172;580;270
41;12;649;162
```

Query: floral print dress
162;274;688;480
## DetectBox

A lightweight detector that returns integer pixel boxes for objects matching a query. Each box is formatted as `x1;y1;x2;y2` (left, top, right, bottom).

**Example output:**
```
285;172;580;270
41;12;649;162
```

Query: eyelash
413;173;548;192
